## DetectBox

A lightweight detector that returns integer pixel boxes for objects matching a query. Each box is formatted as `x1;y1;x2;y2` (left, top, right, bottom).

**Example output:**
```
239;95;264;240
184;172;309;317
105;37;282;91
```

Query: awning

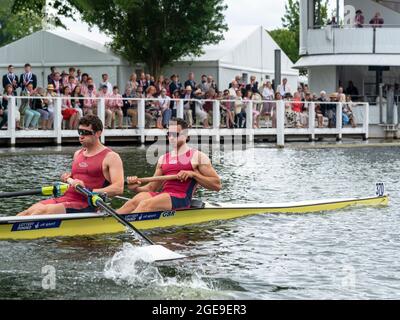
293;54;400;69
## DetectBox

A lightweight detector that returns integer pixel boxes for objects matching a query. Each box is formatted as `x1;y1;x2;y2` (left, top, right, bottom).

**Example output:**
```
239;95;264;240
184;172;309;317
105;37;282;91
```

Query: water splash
103;243;214;293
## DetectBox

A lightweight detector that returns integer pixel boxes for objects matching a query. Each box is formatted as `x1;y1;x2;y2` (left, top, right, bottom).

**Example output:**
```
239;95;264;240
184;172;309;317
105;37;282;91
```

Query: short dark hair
24;63;31;68
170;117;188;130
79;115;103;133
69;67;76;72
8;65;13;69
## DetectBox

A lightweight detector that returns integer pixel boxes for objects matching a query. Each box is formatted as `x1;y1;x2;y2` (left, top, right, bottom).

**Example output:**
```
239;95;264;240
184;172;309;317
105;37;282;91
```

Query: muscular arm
191;152;221;192
92;152;124;197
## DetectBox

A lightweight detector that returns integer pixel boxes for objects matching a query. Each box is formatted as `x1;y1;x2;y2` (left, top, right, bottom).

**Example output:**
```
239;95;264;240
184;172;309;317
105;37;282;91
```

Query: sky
62;0;288;44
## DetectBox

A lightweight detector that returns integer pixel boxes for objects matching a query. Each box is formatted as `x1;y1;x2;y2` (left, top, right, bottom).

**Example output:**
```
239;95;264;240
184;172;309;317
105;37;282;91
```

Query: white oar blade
143;245;186;262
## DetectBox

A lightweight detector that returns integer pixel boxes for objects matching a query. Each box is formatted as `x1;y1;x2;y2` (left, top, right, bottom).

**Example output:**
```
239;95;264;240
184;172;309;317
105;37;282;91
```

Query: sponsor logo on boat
11;220;62;232
124;212;162;222
162;211;175;217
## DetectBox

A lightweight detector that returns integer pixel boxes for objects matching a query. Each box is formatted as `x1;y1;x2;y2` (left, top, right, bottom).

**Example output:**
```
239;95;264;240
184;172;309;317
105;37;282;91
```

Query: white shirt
277;83;291;97
99;81;113;94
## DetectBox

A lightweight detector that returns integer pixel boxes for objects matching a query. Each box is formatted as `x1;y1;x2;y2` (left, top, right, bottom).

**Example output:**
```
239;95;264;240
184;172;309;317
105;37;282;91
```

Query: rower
17;115;124;216
117;118;221;214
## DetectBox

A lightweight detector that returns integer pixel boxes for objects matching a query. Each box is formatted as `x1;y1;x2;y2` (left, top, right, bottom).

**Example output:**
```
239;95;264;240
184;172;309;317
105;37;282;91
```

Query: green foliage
0;0;44;47
13;0;228;76
268;29;298;63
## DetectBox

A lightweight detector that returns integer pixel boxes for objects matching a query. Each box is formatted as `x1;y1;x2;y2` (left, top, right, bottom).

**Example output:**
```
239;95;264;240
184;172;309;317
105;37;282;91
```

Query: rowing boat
0;194;388;240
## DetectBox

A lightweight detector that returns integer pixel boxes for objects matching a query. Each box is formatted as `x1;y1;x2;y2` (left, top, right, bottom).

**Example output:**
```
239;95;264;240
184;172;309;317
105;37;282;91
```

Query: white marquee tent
0;29;132;91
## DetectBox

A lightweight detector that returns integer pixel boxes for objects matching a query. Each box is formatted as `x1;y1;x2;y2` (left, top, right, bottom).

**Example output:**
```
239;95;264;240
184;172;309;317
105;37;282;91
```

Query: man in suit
245;75;259;94
2;65;19;94
19;63;37;92
184;72;196;91
169;74;181;95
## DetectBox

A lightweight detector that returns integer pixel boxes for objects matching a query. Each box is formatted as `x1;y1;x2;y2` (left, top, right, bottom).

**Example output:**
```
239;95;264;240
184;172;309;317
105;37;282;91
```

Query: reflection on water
0;145;400;299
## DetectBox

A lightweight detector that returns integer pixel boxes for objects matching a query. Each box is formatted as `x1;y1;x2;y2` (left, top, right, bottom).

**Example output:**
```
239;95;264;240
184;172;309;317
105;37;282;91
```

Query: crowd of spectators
0;64;360;131
327;9;385;28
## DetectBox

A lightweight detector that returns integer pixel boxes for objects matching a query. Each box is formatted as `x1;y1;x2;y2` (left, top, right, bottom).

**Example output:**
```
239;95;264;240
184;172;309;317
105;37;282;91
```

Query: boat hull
0;195;389;240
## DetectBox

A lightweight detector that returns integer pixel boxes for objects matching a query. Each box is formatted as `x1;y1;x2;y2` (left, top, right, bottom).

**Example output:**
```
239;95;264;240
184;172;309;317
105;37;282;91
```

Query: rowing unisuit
41;147;111;213
151;149;198;209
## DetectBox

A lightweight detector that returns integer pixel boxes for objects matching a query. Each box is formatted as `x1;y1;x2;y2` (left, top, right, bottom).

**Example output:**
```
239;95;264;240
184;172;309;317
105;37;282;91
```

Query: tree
268;29;298;64
0;0;44;47
13;0;228;77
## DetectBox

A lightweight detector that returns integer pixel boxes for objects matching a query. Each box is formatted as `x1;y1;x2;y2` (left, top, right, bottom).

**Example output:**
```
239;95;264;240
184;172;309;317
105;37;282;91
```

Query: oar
126;175;179;184
0;183;69;199
67;178;185;262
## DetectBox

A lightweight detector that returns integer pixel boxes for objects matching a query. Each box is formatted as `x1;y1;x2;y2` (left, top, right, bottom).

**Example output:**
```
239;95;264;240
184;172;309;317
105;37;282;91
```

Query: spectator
144;86;157;128
67;75;77;93
158;88;172;128
193;89;210;128
221;89;234;128
20;83;40;130
323;93;338;128
234;89;246;128
99;73;113;94
271;92;282;128
343;95;357;128
182;86;194;127
47;66;56;85
76;69;82;82
315;91;326;128
170;89;181;118
155;75;165;94
71;85;84;117
0;84;19;129
207;75;218;93
184;72;196;92
3;65;19;95
276;78;291;97
127;73;139;91
355;9;365;28
61;86;79;130
198;75;208;92
169;74;182;95
345;81;359;100
261;81;274;124
327;16;338;27
106;86;124;129
370;12;384;27
246;75;260;94
43;84;57;129
83;83;98;115
33;87;52;130
49;72;63;96
19;63;37;92
122;87;138;129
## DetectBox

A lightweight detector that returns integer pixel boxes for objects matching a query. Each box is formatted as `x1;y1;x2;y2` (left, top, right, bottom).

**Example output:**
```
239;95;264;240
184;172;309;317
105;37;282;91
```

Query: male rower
18;115;124;216
117;118;221;214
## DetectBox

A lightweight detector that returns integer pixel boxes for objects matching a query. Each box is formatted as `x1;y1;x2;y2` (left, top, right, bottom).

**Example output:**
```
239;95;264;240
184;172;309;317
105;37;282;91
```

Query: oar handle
128;175;178;184
0;184;69;199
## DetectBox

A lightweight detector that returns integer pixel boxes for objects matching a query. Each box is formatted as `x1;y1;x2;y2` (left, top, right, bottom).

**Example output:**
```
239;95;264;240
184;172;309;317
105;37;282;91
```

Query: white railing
0;96;369;146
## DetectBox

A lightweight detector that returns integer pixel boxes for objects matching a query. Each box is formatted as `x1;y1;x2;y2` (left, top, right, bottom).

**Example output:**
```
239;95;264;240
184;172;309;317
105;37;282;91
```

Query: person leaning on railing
33;87;53;130
122;86;138;129
1;84;21;130
107;86;124;129
61;86;80;130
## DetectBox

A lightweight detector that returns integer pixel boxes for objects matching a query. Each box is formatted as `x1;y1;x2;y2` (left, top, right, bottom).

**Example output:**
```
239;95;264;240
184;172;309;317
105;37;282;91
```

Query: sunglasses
78;129;95;136
167;131;187;138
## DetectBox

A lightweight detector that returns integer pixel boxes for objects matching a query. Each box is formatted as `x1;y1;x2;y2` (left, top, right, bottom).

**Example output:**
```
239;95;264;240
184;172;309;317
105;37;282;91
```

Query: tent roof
179;25;297;74
0;29;127;67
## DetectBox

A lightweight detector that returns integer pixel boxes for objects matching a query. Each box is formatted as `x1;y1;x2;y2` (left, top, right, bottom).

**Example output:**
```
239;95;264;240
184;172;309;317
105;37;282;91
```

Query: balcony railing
306;26;400;55
0;96;369;146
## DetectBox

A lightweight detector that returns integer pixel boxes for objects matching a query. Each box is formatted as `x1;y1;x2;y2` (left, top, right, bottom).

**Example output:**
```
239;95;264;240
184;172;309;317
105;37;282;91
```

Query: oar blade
142;245;186;262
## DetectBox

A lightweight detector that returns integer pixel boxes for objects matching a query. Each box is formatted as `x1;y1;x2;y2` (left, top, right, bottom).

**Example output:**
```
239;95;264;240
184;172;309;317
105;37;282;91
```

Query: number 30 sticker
376;183;385;197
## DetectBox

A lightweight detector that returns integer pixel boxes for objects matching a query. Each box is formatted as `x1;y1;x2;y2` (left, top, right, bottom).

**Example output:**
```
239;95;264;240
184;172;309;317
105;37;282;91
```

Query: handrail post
55;97;62;145
336;102;342;141
276;100;285;147
99;98;106;144
138;98;145;144
177;99;184;119
309;102;315;141
364;103;369;140
246;100;254;143
213;100;221;143
9;97;16;146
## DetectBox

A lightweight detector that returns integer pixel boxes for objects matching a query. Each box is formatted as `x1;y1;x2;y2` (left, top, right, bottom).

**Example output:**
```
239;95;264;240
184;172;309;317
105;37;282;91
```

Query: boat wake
103;243;216;297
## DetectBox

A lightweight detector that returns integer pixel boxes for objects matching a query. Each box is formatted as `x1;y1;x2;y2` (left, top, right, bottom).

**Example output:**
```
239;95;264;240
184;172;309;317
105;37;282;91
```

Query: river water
0;143;399;299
